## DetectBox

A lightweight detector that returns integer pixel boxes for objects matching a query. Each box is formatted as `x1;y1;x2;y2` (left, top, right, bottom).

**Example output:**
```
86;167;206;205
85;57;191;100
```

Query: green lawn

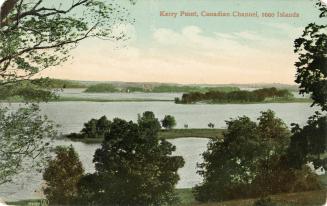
7;189;326;206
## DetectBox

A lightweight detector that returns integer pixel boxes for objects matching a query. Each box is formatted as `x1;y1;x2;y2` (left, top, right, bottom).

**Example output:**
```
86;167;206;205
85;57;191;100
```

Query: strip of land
7;188;327;206
67;129;224;143
177;188;327;206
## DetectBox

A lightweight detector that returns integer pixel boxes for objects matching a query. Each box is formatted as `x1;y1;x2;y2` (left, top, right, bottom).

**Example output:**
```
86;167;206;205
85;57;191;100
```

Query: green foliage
152;85;240;93
45;78;86;89
67;116;111;139
176;88;294;104
287;112;327;170
208;122;215;128
76;112;185;205
84;83;119;93
161;115;176;130
43;145;84;205
193;110;320;202
84;84;240;93
0;80;55;102
294;1;327;111
0;0;132;92
0;104;56;184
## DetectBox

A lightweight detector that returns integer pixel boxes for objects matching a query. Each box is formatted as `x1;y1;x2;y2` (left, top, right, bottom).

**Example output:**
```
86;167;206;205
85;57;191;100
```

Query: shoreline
0;97;311;104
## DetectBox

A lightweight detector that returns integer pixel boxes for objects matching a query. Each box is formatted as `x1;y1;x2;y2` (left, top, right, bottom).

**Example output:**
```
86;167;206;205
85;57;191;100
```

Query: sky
41;0;324;84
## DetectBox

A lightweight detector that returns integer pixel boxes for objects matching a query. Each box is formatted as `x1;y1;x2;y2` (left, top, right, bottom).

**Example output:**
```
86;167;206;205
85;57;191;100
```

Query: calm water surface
38;101;317;134
0;138;209;201
0;96;320;201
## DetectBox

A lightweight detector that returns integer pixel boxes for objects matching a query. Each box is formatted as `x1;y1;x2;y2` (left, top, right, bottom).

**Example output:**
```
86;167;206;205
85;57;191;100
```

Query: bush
43;145;84;205
161;115;176;130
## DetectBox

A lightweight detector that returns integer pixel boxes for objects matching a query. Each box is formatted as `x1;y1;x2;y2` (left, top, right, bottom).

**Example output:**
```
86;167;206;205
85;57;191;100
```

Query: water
36;101;317;134
0;138;209;201
0;94;320;201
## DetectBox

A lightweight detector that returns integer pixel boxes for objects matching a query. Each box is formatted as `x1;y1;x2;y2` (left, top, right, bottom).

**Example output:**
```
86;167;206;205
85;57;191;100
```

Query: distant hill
46;79;299;91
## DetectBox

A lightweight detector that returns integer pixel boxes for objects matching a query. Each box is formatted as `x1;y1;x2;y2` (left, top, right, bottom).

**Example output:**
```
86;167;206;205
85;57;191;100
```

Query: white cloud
42;25;297;84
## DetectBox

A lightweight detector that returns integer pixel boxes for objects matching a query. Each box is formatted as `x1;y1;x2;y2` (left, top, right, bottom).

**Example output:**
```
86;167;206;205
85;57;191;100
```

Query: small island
174;87;310;104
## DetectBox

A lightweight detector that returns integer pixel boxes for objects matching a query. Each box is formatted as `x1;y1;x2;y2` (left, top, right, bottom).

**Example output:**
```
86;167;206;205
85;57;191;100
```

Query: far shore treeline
175;87;294;104
84;83;240;93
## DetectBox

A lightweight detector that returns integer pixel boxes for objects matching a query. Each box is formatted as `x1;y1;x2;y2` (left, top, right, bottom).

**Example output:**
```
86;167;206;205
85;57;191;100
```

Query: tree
0;0;133;97
161;115;176;130
78;112;185;205
294;1;327;111
289;0;327;171
208;122;215;128
0;104;56;184
287;112;327;170
67;115;111;139
193;110;319;202
0;0;133;185
43;145;84;205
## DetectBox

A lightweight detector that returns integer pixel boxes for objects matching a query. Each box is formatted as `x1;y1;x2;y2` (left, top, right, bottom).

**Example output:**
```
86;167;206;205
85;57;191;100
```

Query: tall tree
0;104;56;184
0;0;133;187
294;1;327;111
0;0;133;96
288;0;327;171
193;110;318;202
78;112;185;205
43;145;84;205
288;112;327;170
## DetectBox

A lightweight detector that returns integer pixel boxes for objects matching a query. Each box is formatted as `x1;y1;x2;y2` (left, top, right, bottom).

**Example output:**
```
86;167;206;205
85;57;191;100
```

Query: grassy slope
178;188;326;206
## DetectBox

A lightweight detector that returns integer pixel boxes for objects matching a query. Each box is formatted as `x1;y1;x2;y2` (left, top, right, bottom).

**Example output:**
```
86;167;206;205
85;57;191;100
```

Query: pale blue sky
43;0;325;84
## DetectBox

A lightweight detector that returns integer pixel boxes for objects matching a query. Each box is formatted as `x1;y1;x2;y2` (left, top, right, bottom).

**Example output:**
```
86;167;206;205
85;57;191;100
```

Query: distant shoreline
0;97;311;103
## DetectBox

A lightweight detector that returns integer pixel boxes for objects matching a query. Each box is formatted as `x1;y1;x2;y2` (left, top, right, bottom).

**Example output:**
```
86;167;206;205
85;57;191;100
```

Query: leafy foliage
43;145;84;205
45;78;87;89
294;1;327;111
67;115;111;139
84;83;119;93
287;112;327;170
76;112;185;205
208;122;215;128
161;115;176;130
193;110;320;202
0;0;133;98
152;85;240;93
0;79;55;102
0;104;56;184
176;87;293;104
